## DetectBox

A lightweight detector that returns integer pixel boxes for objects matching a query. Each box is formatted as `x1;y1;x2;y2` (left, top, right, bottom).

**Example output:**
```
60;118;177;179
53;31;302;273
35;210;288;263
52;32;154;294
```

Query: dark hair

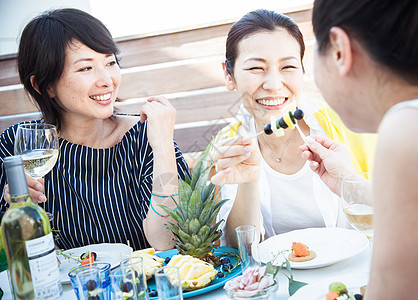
313;0;418;84
17;8;120;131
225;9;305;75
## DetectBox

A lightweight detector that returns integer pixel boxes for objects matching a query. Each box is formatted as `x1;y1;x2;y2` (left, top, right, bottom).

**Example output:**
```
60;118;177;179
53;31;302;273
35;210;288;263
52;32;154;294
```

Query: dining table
0;242;372;300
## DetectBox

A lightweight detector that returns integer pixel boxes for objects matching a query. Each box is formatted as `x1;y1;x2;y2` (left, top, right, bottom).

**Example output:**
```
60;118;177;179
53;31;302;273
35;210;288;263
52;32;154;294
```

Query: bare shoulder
377;107;418;158
375;106;418;200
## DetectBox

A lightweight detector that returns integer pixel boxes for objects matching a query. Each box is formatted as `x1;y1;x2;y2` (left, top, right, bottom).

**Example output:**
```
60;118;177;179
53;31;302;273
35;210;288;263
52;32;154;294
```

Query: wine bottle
1;156;62;299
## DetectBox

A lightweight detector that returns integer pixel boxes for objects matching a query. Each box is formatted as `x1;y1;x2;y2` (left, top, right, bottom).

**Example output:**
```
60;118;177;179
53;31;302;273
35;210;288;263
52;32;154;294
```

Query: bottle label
25;233;63;299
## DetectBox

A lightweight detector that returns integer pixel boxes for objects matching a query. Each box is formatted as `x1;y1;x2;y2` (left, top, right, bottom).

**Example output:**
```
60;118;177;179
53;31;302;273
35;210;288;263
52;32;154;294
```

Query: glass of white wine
341;173;374;240
14;123;59;180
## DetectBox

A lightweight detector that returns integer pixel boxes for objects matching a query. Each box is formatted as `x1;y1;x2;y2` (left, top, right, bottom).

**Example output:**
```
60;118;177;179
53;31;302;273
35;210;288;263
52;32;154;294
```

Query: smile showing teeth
89;93;111;101
256;98;287;106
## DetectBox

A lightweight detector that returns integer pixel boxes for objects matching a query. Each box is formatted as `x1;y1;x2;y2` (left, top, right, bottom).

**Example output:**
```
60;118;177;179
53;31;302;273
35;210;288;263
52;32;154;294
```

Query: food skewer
294;123;307;143
255;109;307;143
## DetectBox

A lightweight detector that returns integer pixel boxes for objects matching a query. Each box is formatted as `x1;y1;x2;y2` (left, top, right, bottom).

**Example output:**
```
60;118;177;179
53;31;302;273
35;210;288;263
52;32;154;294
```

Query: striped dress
0;120;190;251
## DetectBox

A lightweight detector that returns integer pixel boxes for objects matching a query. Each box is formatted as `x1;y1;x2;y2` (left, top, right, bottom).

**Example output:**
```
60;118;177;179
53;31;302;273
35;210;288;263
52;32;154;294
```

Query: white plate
289;272;369;300
258;227;369;269
56;243;132;284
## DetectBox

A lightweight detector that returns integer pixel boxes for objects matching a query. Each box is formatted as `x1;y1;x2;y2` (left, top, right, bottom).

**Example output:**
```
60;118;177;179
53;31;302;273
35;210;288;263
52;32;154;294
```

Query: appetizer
80;251;97;266
326;281;366;300
288;242;316;262
223;265;275;298
264;109;304;136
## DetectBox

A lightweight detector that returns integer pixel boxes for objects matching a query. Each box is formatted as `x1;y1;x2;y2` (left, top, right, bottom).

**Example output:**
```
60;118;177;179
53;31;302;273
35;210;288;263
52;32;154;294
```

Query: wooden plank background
0;5;321;166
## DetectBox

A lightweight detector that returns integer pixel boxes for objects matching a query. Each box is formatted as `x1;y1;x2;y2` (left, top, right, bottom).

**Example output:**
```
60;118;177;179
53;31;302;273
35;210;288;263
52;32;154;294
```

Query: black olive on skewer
85;279;97;291
294;109;304;120
263;123;273;135
120;281;133;293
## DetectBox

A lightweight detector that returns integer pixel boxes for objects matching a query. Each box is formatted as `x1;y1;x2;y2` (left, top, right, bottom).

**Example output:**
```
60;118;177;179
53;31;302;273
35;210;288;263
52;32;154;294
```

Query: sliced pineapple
167;254;218;291
130;248;164;280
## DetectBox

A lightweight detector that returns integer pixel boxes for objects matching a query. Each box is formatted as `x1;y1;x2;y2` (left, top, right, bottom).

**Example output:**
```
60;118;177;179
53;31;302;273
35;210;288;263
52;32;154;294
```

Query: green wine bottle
1;156;62;299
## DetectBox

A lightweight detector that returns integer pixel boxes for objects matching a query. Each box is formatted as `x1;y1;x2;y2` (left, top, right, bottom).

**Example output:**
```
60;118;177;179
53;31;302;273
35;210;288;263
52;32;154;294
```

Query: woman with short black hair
301;0;418;298
0;8;190;251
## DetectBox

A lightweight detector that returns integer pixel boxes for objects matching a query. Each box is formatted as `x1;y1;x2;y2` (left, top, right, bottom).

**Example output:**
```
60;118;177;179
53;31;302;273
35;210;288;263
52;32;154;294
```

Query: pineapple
160;142;228;267
167;254;218;291
130;248;164;280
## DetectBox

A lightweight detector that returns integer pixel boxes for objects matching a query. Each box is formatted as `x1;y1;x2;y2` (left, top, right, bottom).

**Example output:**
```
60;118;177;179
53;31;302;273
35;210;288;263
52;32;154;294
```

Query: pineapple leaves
190;235;202;247
162;140;236;259
178;228;191;241
183;171;191;185
188;189;202;220
206;204;223;226
208;220;224;236
202;182;216;203
165;223;180;236
198;200;214;225
194;166;211;195
159;204;180;221
178;180;192;220
197;225;210;241
189;218;201;235
190;140;213;190
212;199;229;214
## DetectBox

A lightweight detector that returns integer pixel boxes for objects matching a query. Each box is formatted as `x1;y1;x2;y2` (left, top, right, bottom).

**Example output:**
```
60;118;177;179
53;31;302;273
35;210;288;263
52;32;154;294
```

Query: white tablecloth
0;245;372;299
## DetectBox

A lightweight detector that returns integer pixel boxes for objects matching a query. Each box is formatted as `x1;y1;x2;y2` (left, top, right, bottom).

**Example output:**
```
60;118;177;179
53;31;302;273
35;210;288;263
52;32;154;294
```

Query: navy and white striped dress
0;120;190;251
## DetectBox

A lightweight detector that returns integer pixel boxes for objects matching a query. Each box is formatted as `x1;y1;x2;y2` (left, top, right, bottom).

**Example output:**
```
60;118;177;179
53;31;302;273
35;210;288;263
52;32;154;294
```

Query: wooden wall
0;5;321;166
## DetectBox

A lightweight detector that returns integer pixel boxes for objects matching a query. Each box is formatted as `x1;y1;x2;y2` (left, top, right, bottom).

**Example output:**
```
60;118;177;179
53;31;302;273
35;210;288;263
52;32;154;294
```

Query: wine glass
14;123;59;180
341;173;374;240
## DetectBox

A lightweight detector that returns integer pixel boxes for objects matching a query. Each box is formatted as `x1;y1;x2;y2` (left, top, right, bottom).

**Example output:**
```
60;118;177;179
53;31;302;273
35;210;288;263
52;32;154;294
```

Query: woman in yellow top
211;9;376;247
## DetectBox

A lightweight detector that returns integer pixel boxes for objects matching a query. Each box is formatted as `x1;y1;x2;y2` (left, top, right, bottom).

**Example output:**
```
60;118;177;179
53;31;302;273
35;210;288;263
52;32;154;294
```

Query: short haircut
313;0;418;84
18;8;120;131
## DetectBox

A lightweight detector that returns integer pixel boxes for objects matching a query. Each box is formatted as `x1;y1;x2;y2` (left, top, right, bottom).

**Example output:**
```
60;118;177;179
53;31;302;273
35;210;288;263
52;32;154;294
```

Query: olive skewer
260;109;307;142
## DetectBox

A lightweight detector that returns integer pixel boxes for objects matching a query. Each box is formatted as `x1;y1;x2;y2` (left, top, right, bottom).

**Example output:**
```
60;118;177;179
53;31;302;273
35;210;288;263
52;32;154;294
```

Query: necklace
257;128;295;162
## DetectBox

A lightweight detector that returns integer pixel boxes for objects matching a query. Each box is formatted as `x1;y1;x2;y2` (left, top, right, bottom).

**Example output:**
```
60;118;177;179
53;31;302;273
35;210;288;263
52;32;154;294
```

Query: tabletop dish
148;246;242;299
57;243;132;284
288;272;369;300
258;227;369;269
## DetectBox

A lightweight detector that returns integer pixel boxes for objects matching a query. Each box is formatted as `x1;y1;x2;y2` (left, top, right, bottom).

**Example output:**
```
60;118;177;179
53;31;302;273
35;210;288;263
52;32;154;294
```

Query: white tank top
262;158;326;234
386;99;418;113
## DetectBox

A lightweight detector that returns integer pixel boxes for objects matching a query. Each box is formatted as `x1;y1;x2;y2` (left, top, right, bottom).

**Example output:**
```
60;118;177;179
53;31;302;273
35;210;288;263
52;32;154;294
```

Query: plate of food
258;227;369;269
134;246;242;299
288;272;369;300
56;243;132;284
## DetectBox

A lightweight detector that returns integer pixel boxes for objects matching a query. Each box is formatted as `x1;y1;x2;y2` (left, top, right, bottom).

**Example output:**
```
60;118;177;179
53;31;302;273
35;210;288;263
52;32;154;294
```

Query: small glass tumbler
155;266;183;300
76;266;104;300
68;263;111;300
120;256;149;299
111;267;145;300
236;224;260;271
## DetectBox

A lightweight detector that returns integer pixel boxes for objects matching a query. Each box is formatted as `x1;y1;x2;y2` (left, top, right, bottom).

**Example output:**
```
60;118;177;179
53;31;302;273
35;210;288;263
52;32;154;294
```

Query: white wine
1;156;62;299
21;149;58;179
344;204;374;235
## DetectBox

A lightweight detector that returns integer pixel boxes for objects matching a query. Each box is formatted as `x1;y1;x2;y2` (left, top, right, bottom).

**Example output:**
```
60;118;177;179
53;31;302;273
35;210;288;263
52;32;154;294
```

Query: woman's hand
299;135;358;196
4;176;46;204
139;96;176;149
211;136;260;185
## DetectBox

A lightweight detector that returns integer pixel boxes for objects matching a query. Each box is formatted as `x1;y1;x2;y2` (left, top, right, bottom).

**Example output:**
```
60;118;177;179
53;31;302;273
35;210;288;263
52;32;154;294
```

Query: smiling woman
210;9;377;248
0;8;190;251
